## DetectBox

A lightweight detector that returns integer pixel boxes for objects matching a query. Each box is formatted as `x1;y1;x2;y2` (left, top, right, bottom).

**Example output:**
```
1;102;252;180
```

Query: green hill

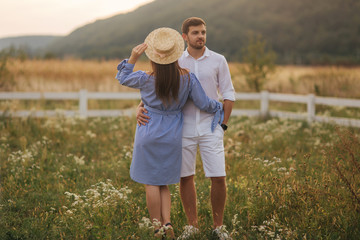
46;0;360;64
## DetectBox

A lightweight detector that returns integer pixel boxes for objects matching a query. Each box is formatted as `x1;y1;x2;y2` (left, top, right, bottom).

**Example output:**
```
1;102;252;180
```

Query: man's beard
189;39;205;49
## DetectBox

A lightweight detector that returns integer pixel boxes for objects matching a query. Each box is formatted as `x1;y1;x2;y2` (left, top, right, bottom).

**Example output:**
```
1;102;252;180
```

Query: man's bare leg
211;176;226;228
180;175;198;227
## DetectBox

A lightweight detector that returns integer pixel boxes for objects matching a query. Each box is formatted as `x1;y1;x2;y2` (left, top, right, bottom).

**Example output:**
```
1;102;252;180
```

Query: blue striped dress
116;60;223;185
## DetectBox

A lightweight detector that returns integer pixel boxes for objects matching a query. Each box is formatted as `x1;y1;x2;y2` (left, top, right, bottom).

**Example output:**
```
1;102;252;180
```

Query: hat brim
144;28;185;65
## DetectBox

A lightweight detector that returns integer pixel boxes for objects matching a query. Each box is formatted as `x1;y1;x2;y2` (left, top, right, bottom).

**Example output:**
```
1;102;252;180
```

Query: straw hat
144;27;184;65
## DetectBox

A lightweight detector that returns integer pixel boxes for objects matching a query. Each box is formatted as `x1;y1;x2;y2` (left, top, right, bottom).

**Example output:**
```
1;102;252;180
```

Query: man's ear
182;33;187;41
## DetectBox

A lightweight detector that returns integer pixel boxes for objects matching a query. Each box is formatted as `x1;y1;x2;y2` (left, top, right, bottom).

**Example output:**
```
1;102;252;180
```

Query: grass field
1;115;359;239
1;59;360;239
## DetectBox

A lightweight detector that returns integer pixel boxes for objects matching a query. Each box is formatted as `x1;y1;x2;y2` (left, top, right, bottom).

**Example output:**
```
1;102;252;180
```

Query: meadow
1;59;360;239
1;115;359;239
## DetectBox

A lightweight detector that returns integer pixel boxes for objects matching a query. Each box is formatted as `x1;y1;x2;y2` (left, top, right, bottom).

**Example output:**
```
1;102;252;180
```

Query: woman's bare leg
145;185;162;228
159;185;171;224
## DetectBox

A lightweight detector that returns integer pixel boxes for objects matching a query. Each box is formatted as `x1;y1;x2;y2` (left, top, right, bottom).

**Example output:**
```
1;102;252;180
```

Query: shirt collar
184;47;210;60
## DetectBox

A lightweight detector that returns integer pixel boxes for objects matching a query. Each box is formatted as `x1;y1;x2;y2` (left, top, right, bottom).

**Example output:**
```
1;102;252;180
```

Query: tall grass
3;59;360;99
1;116;359;239
5;59;151;92
229;63;360;98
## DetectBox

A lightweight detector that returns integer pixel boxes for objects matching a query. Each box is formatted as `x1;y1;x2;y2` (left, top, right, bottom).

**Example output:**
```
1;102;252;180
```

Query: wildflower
139;217;153;229
74;155;85;165
251;226;258;231
263;135;273;142
267;231;276;238
258;225;266;232
66;210;73;215
86;130;96;138
231;214;239;226
153;218;162;228
84;221;93;230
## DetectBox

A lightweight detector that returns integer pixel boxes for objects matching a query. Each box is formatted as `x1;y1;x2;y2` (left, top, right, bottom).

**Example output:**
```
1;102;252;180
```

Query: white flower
232;214;240;226
74;156;85;165
267;231;276;238
258;225;266;232
86;130;96;138
139;217;153;229
263;135;273;142
66;210;73;215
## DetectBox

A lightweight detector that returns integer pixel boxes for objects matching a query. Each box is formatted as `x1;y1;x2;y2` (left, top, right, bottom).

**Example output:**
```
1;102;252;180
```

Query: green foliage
0;51;15;91
1;116;360;239
241;33;276;92
325;128;360;212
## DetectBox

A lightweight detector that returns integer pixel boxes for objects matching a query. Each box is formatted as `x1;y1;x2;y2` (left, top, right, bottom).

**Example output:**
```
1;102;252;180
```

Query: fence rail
1;90;360;127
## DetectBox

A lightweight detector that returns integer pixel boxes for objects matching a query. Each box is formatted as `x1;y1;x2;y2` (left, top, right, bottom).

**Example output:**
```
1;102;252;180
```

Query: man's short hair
181;17;206;34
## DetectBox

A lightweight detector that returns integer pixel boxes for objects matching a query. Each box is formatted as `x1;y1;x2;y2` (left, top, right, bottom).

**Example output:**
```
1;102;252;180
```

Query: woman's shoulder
180;68;198;79
180;68;190;76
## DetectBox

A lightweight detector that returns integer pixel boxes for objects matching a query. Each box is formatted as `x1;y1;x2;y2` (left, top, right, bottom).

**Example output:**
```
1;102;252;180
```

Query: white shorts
180;125;226;178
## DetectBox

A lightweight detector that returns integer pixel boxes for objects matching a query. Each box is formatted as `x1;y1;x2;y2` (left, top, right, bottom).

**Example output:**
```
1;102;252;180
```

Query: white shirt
178;47;235;137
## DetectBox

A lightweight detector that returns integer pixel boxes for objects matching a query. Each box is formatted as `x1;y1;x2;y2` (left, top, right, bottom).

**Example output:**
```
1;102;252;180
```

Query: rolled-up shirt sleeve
218;56;235;101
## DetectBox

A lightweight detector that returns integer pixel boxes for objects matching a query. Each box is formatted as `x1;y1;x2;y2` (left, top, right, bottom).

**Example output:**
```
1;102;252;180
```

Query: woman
115;27;223;239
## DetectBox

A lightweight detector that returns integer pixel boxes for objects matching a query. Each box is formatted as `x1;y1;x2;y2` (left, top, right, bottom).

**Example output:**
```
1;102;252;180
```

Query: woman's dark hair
151;61;189;106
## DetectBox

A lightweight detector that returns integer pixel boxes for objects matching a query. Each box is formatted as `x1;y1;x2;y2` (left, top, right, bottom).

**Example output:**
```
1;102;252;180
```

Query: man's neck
187;46;206;60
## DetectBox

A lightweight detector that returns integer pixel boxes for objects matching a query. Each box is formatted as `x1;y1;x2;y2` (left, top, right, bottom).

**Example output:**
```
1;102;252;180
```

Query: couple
116;17;235;239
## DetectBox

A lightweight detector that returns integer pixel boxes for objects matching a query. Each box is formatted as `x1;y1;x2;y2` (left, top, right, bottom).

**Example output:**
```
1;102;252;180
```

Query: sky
0;0;154;38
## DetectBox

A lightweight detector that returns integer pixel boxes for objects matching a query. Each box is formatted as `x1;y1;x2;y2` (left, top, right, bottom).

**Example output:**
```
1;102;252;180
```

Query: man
137;17;235;239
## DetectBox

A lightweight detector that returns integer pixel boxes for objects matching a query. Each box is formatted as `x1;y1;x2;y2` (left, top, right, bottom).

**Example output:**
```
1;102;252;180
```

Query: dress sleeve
115;59;147;89
188;73;224;131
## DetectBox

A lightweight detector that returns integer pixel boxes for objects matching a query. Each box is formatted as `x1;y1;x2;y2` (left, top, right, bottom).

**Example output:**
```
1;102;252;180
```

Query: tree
0;49;16;91
241;33;277;92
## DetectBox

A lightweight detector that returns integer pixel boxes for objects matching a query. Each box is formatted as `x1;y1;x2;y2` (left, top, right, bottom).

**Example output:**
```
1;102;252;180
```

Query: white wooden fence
1;90;360;127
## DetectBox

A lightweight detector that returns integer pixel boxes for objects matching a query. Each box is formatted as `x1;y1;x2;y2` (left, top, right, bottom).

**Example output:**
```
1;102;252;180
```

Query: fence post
79;89;88;118
307;94;315;123
260;90;269;118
